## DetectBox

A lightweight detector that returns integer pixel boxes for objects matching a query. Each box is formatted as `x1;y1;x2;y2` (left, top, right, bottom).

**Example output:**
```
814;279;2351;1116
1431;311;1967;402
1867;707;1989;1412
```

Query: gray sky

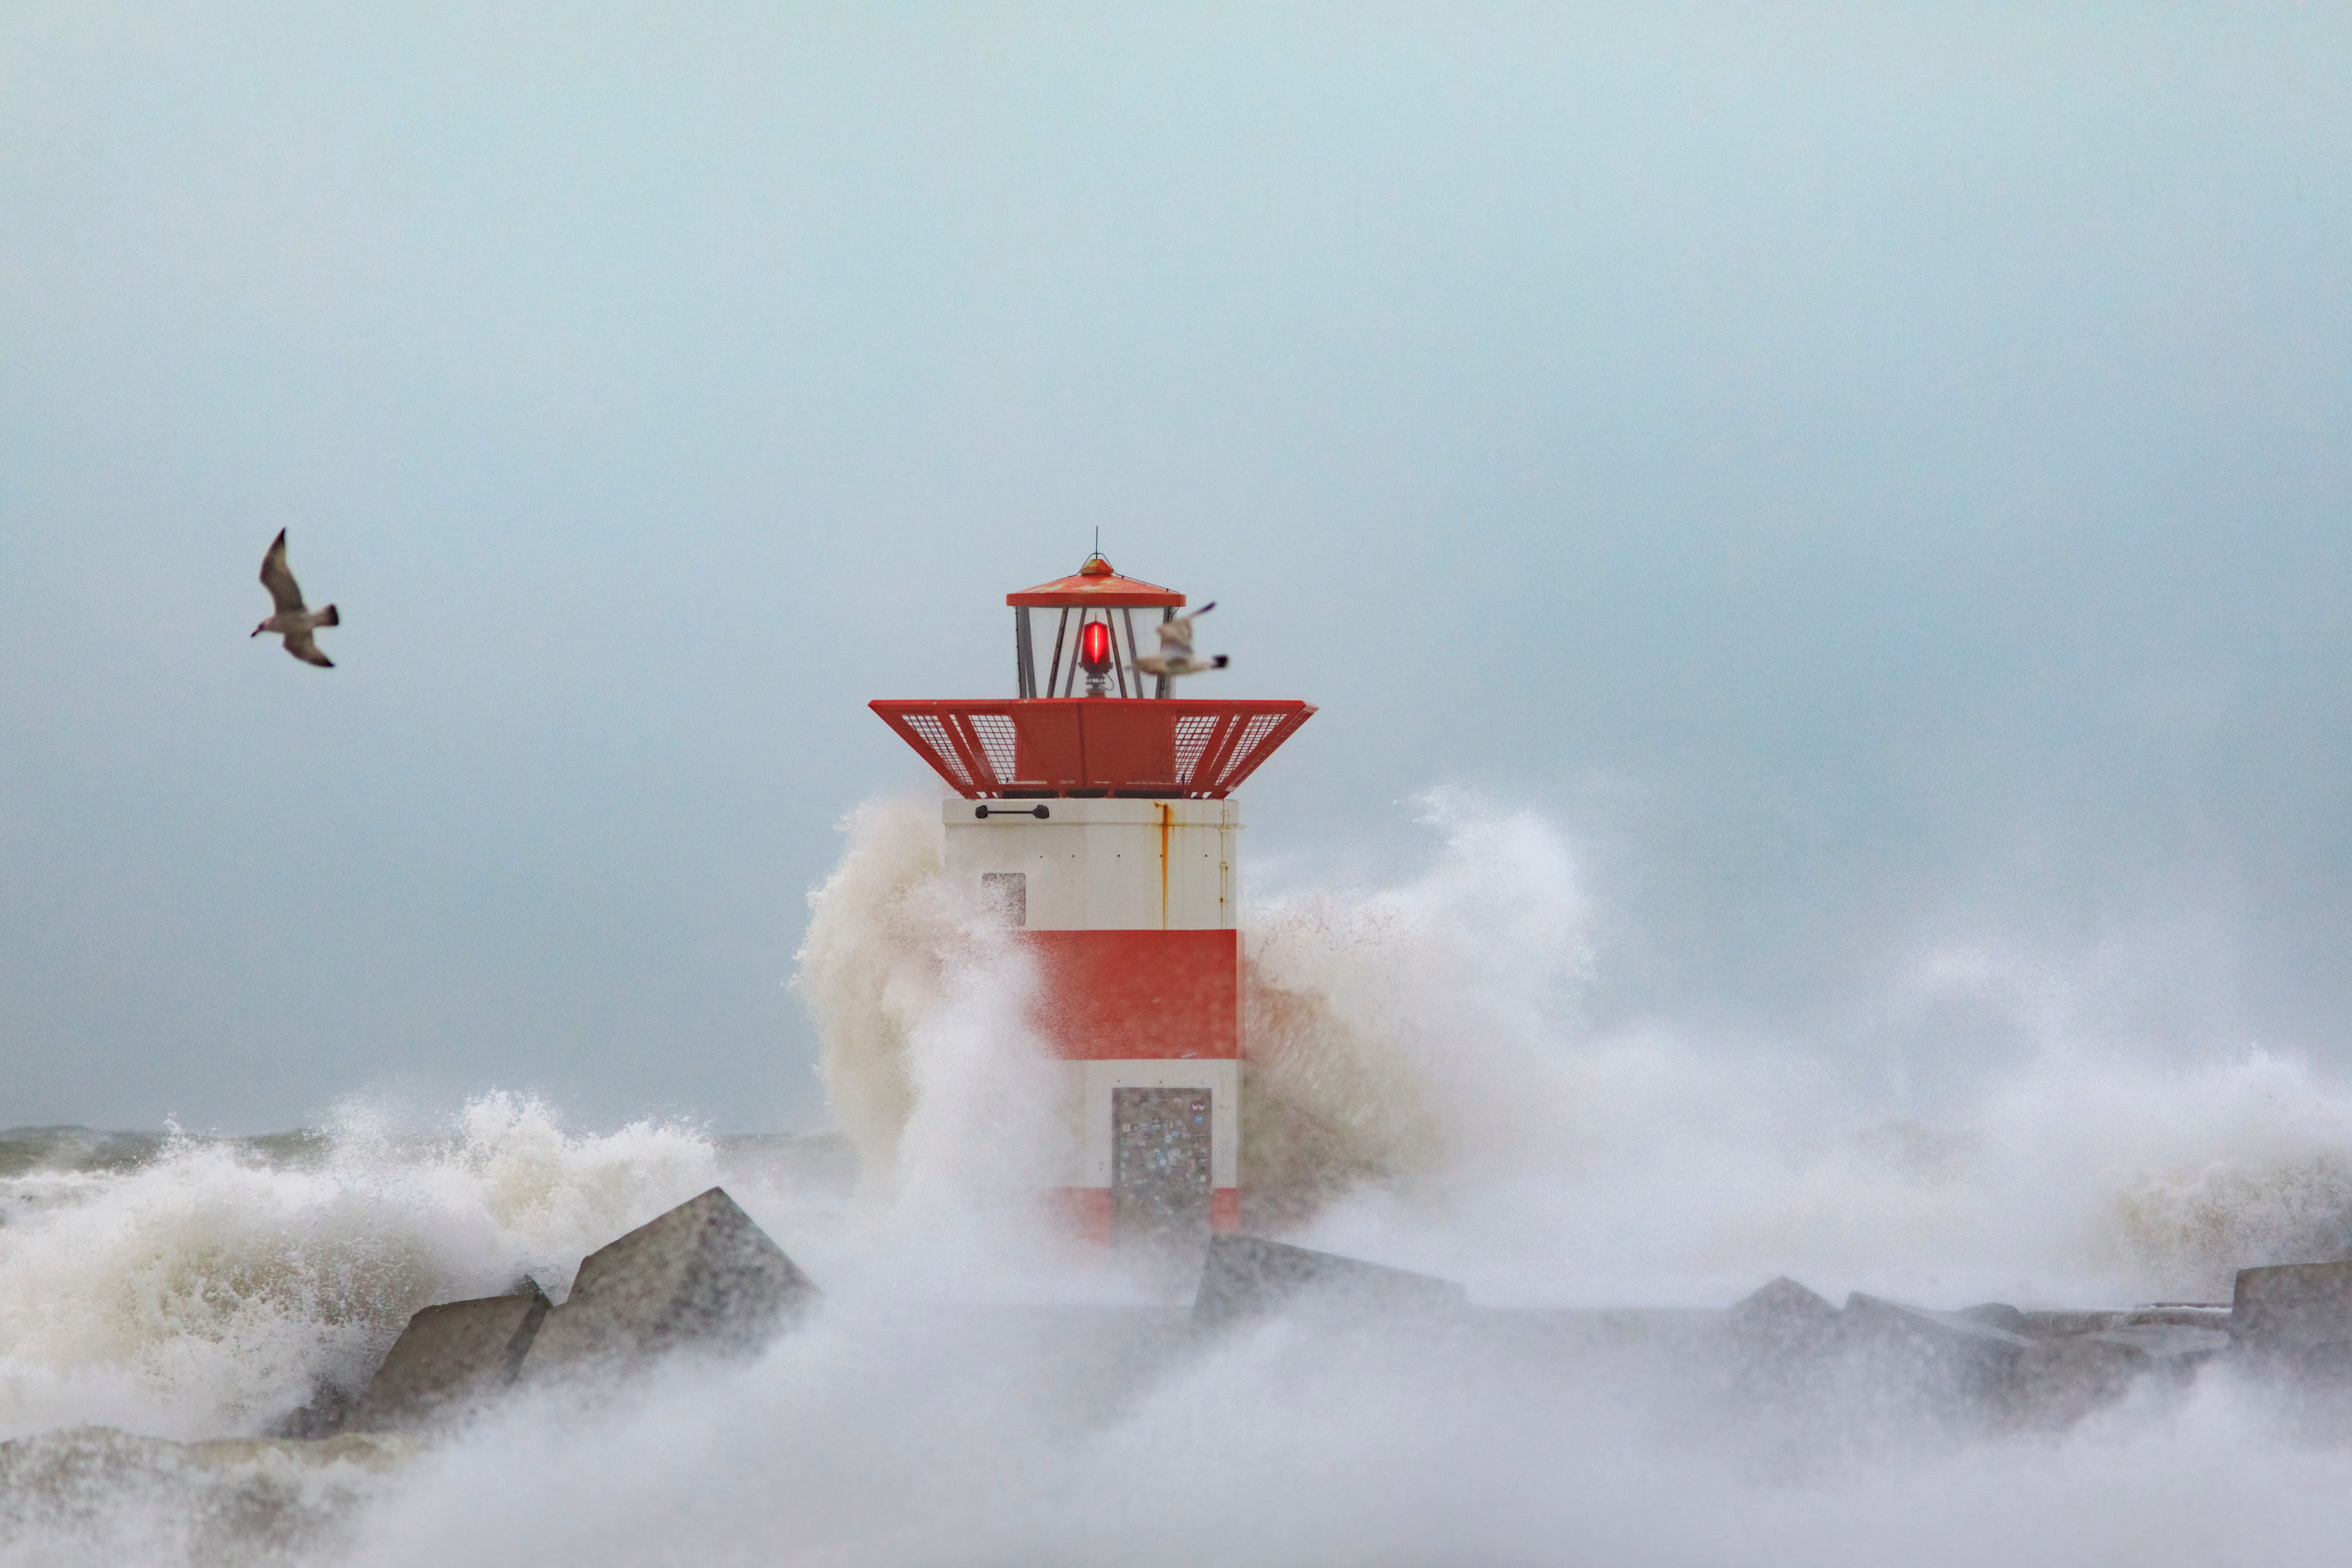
4;3;2349;1133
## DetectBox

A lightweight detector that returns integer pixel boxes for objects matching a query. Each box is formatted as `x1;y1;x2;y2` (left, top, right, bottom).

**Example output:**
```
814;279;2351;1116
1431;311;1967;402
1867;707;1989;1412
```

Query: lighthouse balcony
871;698;1313;800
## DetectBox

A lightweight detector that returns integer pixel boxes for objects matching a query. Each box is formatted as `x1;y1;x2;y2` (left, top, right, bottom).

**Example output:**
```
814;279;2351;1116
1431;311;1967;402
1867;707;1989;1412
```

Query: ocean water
9;797;2352;1564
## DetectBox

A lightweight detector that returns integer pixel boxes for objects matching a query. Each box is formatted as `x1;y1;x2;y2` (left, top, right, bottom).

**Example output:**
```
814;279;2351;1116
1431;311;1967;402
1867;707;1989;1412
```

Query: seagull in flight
1133;601;1229;680
252;530;340;667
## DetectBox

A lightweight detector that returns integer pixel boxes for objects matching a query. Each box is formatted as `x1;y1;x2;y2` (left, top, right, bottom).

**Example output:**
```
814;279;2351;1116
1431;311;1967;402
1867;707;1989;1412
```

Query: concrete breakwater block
2232;1261;2352;1357
1728;1278;1840;1355
342;1279;552;1434
1778;1297;2041;1429
1191;1235;1465;1330
2003;1334;2155;1429
1841;1293;2033;1361
1725;1277;1842;1398
520;1187;819;1384
1721;1280;2235;1431
1836;1293;2034;1418
2087;1323;2232;1358
1725;1283;2037;1425
1955;1302;2029;1333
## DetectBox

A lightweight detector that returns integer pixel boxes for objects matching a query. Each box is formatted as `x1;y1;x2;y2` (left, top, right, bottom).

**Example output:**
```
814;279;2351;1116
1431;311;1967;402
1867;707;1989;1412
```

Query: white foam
0;1094;723;1442
14;794;2352;1562
333;1313;2352;1568
795;790;2352;1307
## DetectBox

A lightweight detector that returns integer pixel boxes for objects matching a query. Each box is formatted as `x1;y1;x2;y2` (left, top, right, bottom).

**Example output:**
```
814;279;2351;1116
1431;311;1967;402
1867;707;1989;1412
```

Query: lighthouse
872;553;1314;1248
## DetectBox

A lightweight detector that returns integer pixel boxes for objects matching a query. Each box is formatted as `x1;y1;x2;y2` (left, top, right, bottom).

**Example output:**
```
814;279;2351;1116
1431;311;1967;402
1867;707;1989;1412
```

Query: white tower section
943;798;1241;932
944;798;1245;1241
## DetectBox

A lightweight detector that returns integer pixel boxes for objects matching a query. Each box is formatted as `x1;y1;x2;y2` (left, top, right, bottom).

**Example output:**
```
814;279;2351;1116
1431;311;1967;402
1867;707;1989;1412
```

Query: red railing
870;699;1315;799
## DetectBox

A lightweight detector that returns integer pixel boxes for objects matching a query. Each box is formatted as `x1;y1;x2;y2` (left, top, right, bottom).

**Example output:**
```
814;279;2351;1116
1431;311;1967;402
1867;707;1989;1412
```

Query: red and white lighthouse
873;553;1314;1247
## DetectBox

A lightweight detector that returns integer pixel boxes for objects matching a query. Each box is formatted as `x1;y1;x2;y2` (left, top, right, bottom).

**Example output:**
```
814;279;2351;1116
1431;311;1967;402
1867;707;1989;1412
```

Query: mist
11;795;2352;1564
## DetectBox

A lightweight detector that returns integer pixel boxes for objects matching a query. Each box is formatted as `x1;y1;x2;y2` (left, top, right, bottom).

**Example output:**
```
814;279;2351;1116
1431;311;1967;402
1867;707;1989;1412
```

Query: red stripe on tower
1024;930;1240;1060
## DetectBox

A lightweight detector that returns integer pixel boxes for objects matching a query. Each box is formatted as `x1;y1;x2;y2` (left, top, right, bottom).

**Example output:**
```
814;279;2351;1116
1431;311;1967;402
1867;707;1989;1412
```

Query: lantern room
875;553;1313;802
1010;550;1185;698
870;553;1315;1254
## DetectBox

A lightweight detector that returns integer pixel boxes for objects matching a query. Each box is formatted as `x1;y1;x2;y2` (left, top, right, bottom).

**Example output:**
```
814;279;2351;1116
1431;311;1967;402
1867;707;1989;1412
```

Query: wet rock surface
1178;1245;2352;1442
296;1187;820;1440
1191;1235;1466;1329
340;1278;553;1434
2232;1260;2352;1358
1727;1276;1840;1358
0;1190;827;1563
1699;1273;2288;1438
1836;1292;2034;1422
44;1217;2352;1527
520;1187;821;1385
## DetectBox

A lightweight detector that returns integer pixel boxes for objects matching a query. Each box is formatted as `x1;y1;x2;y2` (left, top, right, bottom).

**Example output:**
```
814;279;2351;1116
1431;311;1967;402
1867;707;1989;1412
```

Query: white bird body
1133;601;1229;680
252;530;339;667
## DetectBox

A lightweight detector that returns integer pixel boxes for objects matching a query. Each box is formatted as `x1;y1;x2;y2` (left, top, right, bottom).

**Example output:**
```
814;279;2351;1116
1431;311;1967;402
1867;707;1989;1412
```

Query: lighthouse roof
1007;553;1185;609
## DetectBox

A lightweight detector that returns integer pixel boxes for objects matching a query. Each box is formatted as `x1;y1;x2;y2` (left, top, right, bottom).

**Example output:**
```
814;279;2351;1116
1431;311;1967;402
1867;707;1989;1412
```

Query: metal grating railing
871;699;1315;799
966;713;1019;783
1171;714;1221;786
901;713;969;787
1219;713;1285;778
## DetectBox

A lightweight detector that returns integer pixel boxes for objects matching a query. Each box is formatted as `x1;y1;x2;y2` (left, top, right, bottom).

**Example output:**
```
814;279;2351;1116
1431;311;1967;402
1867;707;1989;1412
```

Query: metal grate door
1112;1087;1212;1250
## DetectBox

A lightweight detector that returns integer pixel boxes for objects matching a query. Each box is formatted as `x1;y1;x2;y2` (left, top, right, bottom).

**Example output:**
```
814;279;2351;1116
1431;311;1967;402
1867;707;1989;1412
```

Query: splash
16;797;2352;1562
790;791;2352;1305
791;795;1070;1284
1239;795;1594;1224
792;796;950;1176
0;1094;720;1442
790;791;1597;1229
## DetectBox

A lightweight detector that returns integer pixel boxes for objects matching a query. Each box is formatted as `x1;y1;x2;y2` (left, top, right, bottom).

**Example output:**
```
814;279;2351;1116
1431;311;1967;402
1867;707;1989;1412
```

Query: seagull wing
260;530;307;615
283;629;333;667
1156;615;1196;656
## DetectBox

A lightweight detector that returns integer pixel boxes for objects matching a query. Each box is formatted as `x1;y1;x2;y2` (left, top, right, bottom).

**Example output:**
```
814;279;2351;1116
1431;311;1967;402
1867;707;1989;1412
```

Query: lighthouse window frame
1024;606;1156;699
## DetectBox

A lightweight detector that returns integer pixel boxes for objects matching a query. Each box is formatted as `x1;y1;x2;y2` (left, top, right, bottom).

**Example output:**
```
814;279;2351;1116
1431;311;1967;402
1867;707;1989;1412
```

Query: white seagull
1133;601;1229;680
252;529;340;667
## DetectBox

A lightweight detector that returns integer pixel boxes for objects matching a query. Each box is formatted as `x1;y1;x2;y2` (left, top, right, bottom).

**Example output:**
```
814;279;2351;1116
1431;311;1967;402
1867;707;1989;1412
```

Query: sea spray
792;796;948;1179
792;791;1599;1230
790;792;2352;1304
790;795;1084;1292
325;1295;2351;1568
0;1096;721;1442
18;800;2352;1562
1239;797;1595;1225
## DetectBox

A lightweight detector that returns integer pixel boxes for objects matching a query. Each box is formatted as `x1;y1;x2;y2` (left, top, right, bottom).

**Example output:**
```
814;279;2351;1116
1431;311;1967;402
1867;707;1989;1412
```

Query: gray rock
2002;1322;2228;1430
1725;1277;1842;1396
1956;1302;2028;1333
1835;1293;2033;1422
2232;1261;2352;1357
520;1188;818;1384
342;1279;551;1433
2020;1306;2229;1337
1728;1278;1840;1348
272;1376;359;1439
2003;1334;2149;1429
1842;1293;2034;1351
2086;1324;2232;1359
1191;1235;1465;1331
